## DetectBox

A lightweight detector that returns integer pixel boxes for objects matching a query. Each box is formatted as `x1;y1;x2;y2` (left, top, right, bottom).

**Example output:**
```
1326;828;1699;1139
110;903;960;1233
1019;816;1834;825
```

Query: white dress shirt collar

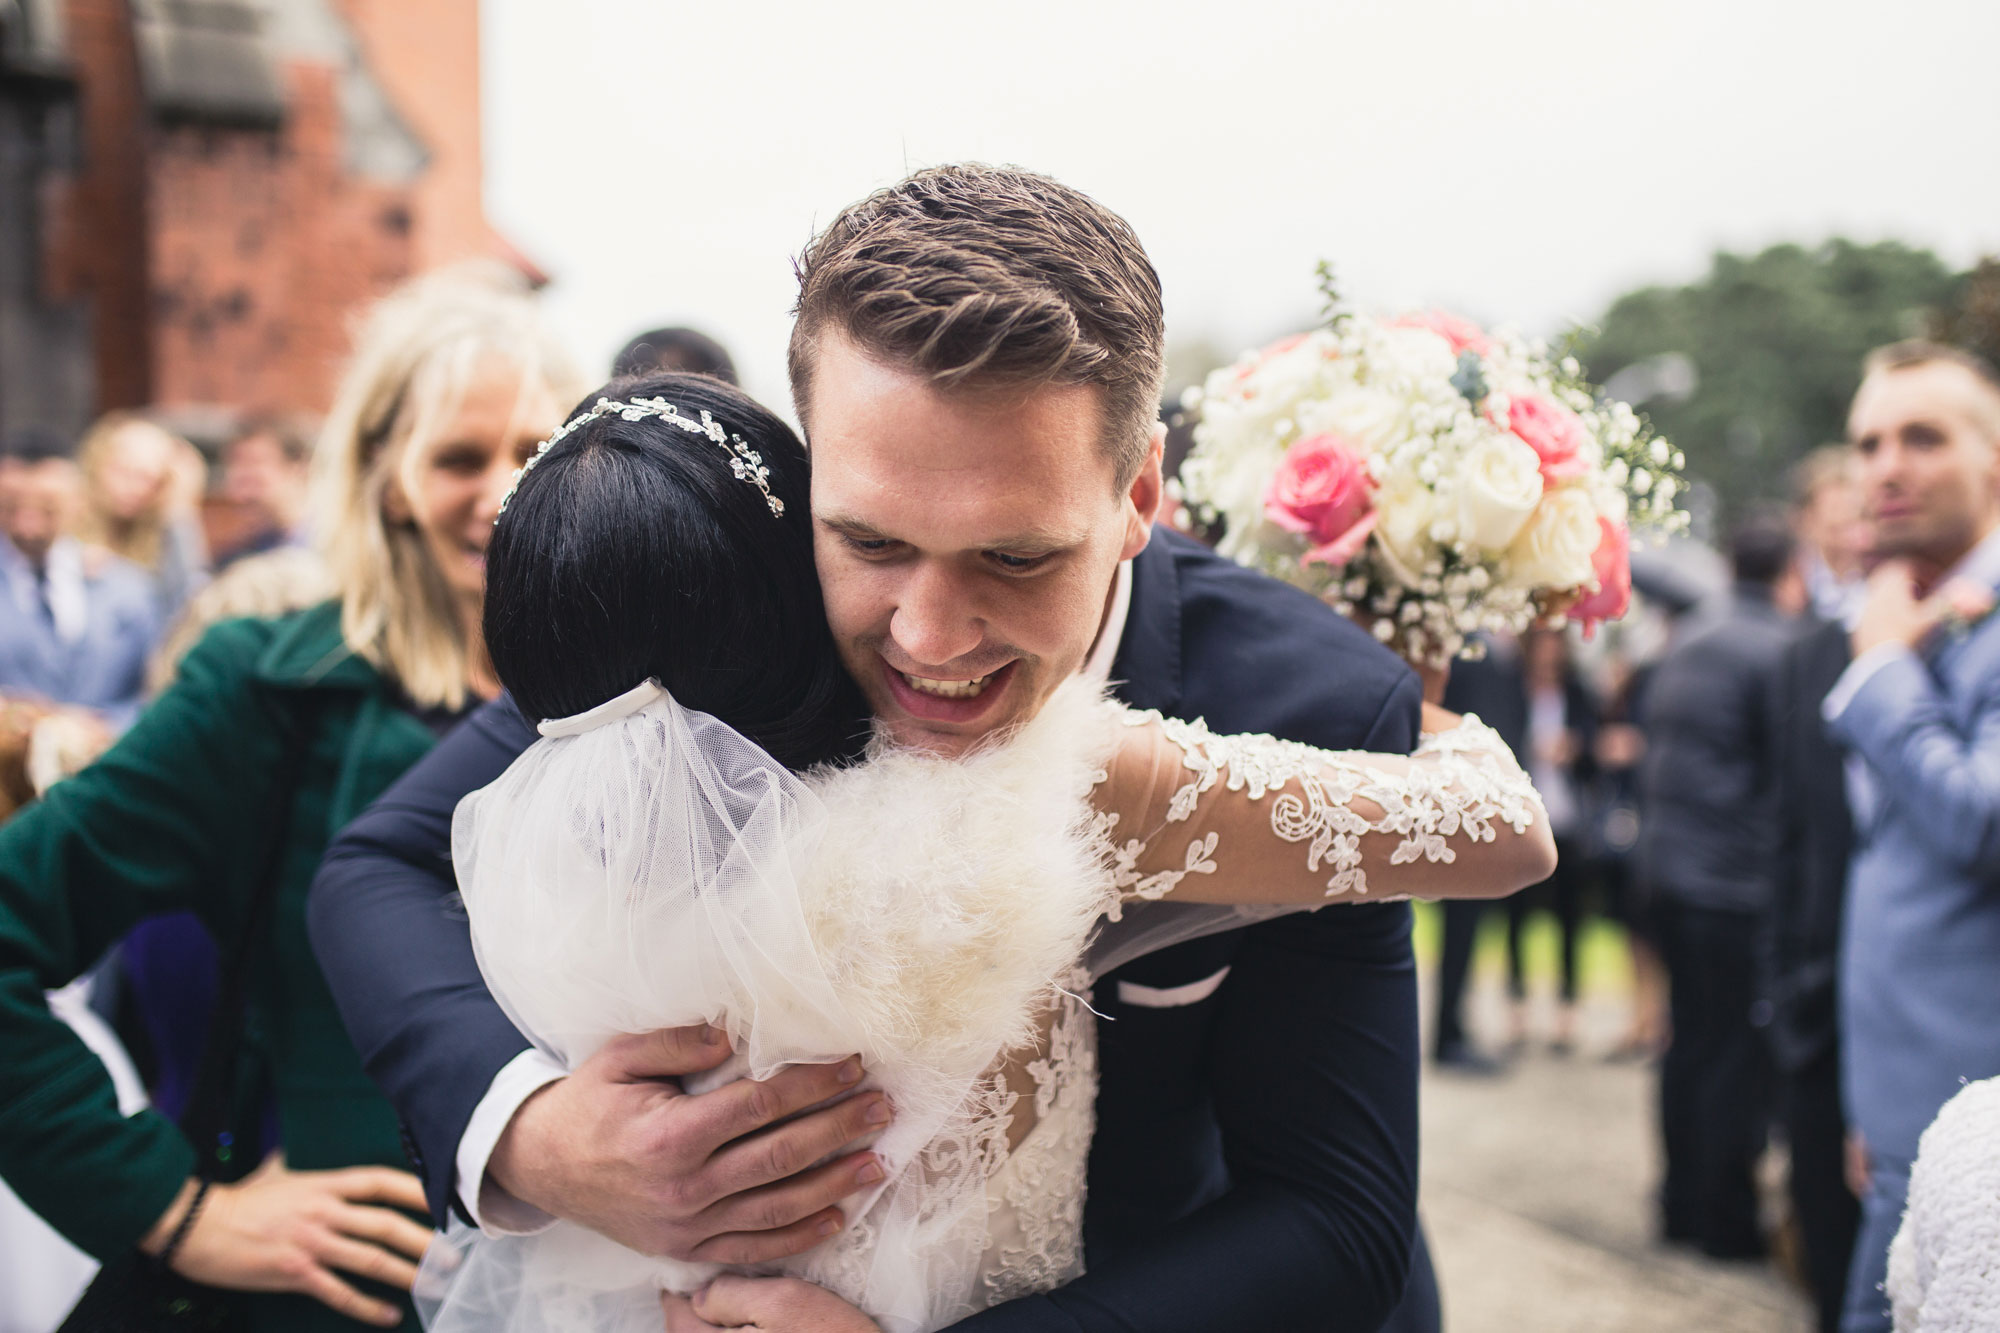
1080;558;1134;685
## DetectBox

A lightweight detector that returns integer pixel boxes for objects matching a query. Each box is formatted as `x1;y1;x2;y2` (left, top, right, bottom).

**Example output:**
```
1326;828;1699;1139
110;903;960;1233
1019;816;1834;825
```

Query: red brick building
0;0;533;445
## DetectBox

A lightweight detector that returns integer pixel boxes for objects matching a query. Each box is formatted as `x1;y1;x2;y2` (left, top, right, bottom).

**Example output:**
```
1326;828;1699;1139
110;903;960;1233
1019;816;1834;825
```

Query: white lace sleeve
1090;708;1549;915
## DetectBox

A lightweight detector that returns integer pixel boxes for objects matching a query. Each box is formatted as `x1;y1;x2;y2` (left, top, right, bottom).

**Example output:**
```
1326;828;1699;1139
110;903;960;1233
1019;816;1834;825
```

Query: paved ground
1418;958;1815;1333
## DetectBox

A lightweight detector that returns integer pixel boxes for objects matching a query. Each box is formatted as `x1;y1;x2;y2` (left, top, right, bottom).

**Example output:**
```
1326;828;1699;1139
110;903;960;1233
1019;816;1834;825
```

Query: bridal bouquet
1175;273;1688;665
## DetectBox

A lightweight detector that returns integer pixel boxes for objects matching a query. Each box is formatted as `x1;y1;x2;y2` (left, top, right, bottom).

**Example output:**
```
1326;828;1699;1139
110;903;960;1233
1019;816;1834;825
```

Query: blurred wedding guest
1641;513;1802;1260
1793;445;1870;624
610;323;739;383
0;268;580;1333
1432;634;1528;1072
1765;448;1868;1333
1503;627;1597;1054
212;416;316;568
1823;341;2000;1333
0;427;160;730
1593;649;1667;1061
72;412;211;617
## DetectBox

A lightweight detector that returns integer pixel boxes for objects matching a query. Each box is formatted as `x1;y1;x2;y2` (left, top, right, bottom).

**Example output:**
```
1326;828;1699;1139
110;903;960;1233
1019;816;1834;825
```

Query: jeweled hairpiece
497;396;785;518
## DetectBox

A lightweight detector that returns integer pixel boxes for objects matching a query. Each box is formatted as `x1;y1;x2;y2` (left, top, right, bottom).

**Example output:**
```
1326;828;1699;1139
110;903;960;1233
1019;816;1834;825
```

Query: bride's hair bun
483;371;869;771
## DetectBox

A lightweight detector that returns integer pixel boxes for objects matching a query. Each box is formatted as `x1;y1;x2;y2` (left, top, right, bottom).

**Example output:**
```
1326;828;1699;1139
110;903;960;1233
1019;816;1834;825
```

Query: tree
1930;256;2000;372
1576;240;1958;512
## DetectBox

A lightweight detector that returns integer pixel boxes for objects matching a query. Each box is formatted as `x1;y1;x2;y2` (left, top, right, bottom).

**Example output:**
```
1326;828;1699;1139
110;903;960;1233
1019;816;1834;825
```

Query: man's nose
889;563;985;667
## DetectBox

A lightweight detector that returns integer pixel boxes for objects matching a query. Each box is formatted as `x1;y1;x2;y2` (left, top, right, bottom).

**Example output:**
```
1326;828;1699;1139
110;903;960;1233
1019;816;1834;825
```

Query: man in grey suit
1823;340;2000;1332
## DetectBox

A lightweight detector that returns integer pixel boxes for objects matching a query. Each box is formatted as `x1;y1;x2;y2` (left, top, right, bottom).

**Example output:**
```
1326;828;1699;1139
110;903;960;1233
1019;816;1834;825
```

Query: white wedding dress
418;678;1541;1333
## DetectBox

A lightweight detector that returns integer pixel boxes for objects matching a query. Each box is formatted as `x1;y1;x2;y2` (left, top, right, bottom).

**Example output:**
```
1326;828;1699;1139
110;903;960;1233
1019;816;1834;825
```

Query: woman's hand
662;1275;882;1331
142;1153;433;1327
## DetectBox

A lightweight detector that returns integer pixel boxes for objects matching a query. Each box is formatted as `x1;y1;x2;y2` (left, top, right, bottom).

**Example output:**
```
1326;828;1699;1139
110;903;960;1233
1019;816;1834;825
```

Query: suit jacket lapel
1108;529;1182;716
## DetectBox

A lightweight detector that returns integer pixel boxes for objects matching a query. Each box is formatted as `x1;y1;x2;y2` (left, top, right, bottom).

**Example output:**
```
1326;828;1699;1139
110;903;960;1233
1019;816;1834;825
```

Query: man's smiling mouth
899;670;998;700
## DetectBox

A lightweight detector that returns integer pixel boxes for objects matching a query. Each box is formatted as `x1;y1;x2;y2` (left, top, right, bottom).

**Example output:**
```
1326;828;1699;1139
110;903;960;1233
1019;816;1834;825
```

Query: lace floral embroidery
1107;711;1543;901
979;973;1096;1306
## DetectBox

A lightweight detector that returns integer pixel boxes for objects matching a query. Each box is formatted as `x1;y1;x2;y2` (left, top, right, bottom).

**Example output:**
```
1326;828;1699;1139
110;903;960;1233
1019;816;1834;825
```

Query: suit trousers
1782;1048;1859;1333
1657;900;1771;1257
1432;900;1488;1057
1841;1160;1908;1333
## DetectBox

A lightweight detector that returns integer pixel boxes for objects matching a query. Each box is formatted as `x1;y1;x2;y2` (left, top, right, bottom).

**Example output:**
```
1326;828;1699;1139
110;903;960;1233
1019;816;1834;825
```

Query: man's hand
1845;1129;1873;1200
486;1024;891;1263
662;1276;883;1332
1852;559;1949;656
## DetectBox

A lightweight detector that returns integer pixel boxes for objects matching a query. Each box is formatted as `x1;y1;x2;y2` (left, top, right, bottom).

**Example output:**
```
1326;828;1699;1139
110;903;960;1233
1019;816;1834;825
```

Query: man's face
805;332;1161;756
3;460;78;567
1850;362;2000;569
1798;472;1867;579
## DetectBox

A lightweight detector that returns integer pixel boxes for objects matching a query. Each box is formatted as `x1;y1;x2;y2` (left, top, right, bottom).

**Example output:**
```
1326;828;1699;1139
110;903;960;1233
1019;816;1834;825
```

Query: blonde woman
0;268;581;1332
72;412;212;617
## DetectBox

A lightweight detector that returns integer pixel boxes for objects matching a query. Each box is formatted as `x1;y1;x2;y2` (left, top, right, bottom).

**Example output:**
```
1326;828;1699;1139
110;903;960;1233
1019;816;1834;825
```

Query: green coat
0;602;441;1331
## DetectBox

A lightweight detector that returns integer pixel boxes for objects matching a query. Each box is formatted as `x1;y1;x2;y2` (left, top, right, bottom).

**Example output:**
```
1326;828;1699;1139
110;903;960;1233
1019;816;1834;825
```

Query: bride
420;372;1553;1333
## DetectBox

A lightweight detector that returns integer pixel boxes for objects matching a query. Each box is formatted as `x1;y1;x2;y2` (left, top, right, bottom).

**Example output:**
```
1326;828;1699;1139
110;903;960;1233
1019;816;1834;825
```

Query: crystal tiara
497;396;785;518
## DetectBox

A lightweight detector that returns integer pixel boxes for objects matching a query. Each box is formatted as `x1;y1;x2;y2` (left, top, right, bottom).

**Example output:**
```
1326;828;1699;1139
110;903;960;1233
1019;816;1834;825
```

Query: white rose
1376;325;1461;382
1455;435;1544;551
1373;471;1437;585
1308;385;1412;455
1508;485;1601;589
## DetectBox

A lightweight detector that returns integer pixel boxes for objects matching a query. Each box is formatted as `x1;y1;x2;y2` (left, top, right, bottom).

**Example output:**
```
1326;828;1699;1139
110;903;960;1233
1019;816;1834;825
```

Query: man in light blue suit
1823;340;2000;1332
0;430;161;729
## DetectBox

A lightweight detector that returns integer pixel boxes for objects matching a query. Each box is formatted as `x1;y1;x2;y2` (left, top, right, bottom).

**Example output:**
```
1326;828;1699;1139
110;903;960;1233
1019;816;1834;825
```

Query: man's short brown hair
1860;339;2000;440
789;164;1165;487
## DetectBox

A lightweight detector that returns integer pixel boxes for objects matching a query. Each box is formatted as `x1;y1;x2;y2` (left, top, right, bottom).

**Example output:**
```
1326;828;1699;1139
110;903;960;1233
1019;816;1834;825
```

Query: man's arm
308;697;894;1248
1826;648;2000;875
952;671;1424;1333
307;697;541;1223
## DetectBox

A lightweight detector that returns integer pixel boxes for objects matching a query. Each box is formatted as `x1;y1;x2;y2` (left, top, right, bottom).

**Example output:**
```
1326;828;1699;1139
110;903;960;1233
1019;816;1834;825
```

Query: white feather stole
429;676;1122;1333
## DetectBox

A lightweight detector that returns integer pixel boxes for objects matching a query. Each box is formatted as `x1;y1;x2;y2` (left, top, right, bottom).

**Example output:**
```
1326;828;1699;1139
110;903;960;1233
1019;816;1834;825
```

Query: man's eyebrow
983;528;1090;555
816;513;1088;553
819;513;894;541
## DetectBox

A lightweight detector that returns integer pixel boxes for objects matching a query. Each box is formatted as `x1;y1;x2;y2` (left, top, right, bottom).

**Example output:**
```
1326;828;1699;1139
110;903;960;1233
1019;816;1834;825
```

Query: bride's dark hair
483;371;869;771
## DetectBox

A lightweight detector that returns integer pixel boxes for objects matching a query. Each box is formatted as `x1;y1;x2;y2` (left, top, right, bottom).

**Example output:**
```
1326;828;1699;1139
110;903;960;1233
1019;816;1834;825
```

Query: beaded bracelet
155;1178;213;1272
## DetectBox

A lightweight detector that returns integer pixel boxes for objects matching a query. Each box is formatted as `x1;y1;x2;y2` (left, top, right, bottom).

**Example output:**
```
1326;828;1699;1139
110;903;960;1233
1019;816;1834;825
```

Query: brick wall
42;0;505;427
148;60;415;417
336;0;494;272
42;0;152;411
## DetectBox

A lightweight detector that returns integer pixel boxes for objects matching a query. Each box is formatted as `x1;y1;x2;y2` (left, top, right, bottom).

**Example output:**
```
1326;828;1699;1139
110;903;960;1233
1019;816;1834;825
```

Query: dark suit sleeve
306;697;539;1223
953;670;1425;1333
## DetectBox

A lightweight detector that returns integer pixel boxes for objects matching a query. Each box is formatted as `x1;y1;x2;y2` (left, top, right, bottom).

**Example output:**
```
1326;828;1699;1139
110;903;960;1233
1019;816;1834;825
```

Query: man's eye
845;535;896;555
987;551;1048;572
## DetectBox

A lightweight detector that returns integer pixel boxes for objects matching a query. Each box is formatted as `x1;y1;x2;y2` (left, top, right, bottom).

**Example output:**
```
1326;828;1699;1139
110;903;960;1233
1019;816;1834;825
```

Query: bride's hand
661;1275;881;1332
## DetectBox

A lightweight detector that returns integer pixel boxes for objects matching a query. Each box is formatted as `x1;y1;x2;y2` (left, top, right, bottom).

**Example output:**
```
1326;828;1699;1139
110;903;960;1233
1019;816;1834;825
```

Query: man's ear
1120;426;1166;561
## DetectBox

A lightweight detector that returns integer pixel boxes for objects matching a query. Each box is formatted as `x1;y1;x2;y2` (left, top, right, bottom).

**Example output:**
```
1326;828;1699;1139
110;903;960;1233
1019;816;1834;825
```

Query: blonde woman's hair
313;265;582;710
72;411;184;570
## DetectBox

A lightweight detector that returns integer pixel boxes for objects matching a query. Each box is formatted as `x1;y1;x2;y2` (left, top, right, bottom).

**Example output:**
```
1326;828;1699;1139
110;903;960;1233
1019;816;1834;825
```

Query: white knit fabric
1888;1076;2000;1331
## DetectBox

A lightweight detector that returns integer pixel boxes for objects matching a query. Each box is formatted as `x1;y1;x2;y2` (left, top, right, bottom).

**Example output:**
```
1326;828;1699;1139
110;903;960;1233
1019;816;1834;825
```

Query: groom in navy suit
309;165;1429;1331
1823;342;2000;1332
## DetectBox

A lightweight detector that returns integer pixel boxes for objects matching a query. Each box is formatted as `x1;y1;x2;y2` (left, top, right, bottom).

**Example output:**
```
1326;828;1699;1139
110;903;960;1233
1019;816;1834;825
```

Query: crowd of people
1425;343;2000;1333
0;162;1996;1333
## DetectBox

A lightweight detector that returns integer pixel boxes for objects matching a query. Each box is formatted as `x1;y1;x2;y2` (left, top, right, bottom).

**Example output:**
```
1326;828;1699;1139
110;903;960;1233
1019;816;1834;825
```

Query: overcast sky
483;0;2000;415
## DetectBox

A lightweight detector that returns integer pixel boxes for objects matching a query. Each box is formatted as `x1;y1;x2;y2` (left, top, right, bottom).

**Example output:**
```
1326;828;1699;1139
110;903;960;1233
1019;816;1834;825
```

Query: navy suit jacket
309;527;1424;1332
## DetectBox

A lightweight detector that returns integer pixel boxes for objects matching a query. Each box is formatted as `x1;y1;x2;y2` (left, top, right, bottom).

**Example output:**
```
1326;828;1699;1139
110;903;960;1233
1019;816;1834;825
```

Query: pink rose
1265;434;1378;568
1571;519;1631;638
1235;332;1311;385
1391;310;1492;357
1504;395;1591;483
